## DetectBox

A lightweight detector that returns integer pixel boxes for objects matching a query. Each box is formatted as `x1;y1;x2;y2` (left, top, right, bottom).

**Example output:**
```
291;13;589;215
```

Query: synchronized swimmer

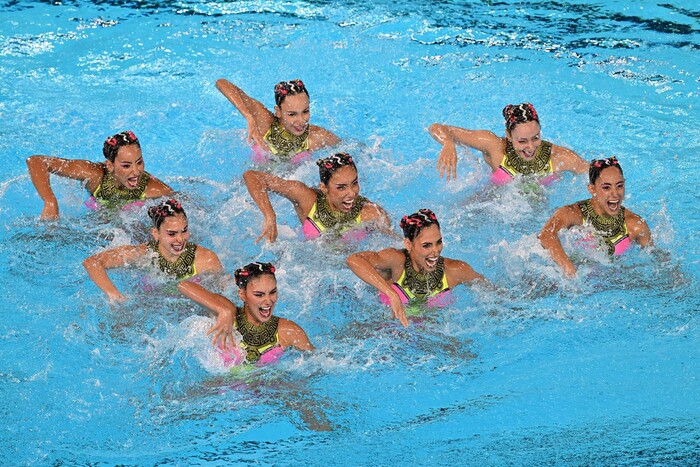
26;131;173;219
347;209;487;326
216;78;339;164
82;199;224;303
539;157;653;277
429;103;588;184
243;152;391;243
178;262;314;365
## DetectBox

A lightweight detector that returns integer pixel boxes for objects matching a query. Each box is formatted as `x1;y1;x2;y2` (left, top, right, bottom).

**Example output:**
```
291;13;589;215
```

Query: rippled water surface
1;0;699;464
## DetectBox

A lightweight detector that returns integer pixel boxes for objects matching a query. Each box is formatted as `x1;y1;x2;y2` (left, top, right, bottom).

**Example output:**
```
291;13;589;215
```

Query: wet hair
400;208;440;241
147;199;186;229
316;152;357;185
234;262;276;289
502;103;539;133
589;156;623;185
274;79;309;107
103;130;140;162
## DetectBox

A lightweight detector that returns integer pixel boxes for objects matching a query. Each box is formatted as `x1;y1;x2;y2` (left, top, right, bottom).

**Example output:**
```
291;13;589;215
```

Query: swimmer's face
151;213;190;262
320;165;360;213
239;274;278;325
275;92;310;136
405;224;443;273
106;144;145;190
506;120;542;161
588;166;625;216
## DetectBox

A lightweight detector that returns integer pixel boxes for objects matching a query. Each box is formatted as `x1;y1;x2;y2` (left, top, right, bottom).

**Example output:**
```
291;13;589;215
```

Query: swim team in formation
25;78;653;366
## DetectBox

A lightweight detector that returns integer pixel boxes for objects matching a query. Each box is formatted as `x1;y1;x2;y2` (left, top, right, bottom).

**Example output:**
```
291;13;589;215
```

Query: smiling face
320;164;360;213
151;213;190;262
404;224;444;273
105;144;145;189
588;166;625;216
238;274;278;325
506;120;542;161
275;92;310;136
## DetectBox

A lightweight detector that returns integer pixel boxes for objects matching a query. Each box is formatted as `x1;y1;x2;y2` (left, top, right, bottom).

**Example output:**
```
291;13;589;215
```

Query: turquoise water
1;0;699;464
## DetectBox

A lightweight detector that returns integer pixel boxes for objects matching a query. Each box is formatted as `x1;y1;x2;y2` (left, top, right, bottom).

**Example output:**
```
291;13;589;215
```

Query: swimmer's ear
403;237;412;252
274;105;282;118
587;183;595;196
319;182;328;194
237;288;246;303
150;227;159;242
105;160;114;173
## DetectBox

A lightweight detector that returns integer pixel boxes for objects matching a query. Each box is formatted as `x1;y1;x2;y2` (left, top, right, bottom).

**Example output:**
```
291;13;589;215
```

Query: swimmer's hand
437;141;458;181
207;308;235;349
40;200;59;220
562;261;577;278
256;215;278;243
107;292;128;304
388;293;409;328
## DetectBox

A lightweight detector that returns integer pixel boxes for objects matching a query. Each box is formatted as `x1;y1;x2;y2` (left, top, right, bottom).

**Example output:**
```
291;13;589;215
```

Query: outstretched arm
428;124;503;180
177;281;236;349
215;78;274;149
26;156;104;219
278;318;315;351
242;170;317;243
346;249;408;327
539;204;582;277
82;244;146;302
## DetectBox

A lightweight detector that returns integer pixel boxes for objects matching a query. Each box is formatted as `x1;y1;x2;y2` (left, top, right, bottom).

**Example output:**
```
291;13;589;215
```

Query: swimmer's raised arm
278;318;315;351
242;169;317;243
346;248;409;327
26;156;104;219
82;244;147;303
539;204;583;277
177;281;236;349
428;124;502;180
215;78;273;150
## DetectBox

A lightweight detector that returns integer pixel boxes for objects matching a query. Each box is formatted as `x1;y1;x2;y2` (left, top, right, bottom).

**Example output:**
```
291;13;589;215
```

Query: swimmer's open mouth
342;199;355;210
259;306;272;319
607;199;621;212
425;257;438;269
126;176;140;188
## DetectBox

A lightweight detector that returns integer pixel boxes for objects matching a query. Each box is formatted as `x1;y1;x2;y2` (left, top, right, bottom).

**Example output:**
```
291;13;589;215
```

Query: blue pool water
1;0;699;464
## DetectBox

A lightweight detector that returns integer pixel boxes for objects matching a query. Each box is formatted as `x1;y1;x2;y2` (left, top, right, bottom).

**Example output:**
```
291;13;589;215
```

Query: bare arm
346;249;408;327
551;144;588;174
307;124;340;151
444;257;487;288
626;210;653;248
143;175;174;198
242;169;317;243
26;156;104;219
177;281;236;349
359;200;393;234
428;123;503;180
193;246;225;275
82;244;146;302
215;78;274;149
278;318;315;351
539;204;583;277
